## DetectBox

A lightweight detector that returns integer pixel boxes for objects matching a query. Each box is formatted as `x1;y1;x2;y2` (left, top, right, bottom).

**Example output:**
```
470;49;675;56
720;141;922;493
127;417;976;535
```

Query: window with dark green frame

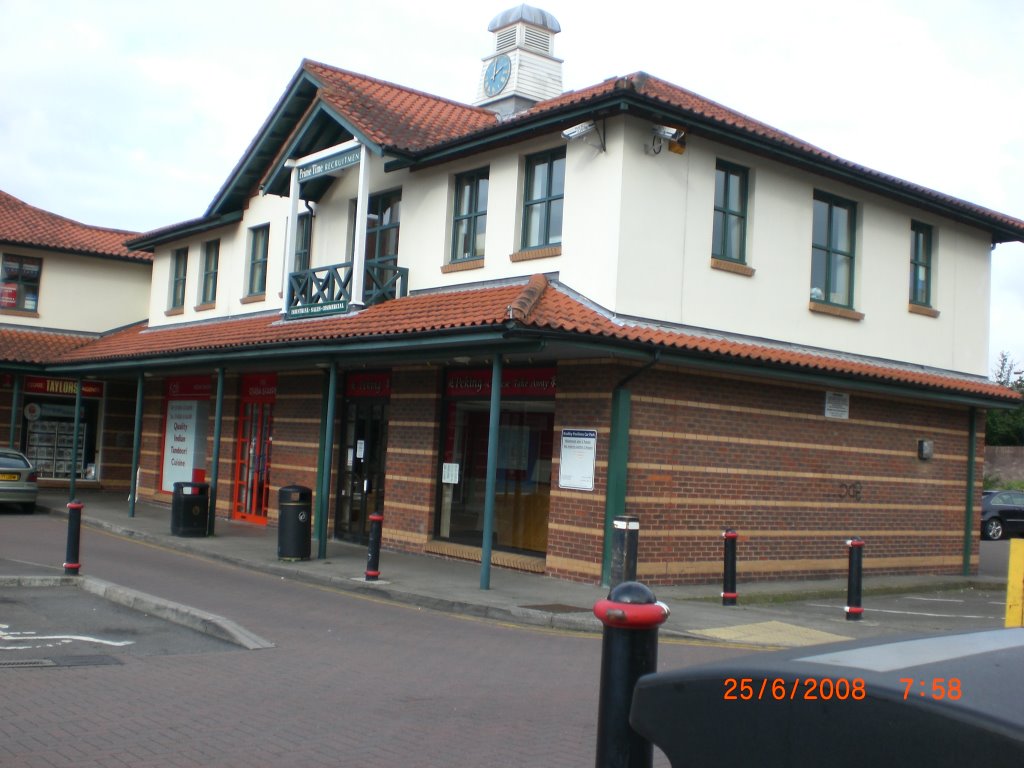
1;254;42;311
909;221;933;307
522;147;565;249
810;192;856;308
364;191;401;262
712;160;748;263
452;168;489;261
295;213;312;272
201;239;219;305
170;247;188;309
248;224;269;296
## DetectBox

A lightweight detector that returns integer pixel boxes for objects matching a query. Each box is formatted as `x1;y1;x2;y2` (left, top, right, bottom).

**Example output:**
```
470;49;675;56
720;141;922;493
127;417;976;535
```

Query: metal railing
286;257;408;319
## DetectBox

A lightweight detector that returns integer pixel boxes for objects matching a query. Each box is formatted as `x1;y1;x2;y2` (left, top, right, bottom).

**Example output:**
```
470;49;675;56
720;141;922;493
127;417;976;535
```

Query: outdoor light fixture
917;439;934;460
562;120;605;151
647;125;686;155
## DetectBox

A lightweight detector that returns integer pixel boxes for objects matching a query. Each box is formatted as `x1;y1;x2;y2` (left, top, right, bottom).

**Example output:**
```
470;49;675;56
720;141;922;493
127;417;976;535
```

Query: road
0;514;750;767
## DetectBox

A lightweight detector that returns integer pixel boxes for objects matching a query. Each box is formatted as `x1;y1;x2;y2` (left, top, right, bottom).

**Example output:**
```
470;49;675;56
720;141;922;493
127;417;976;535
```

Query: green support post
208;368;225;535
69;378;83;501
129;374;144;517
602;387;632;586
317;364;337;560
480;355;503;590
9;374;21;449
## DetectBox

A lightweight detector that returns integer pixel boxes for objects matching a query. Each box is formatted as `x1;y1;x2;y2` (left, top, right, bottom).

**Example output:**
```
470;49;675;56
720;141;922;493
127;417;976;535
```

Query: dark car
0;448;38;513
981;489;1024;540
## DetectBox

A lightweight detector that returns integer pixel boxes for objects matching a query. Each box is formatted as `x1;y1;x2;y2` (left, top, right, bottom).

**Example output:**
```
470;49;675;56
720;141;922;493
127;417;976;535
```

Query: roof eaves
125;211;244;251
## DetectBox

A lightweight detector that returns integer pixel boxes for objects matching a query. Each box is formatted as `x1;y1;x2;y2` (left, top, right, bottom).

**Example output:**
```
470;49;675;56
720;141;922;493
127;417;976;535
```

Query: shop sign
24;375;104;399
165;375;212;400
346;371;391;399
241;373;278;402
559;428;598;491
162;399;199;491
297;145;361;182
445;366;556;398
825;391;850;420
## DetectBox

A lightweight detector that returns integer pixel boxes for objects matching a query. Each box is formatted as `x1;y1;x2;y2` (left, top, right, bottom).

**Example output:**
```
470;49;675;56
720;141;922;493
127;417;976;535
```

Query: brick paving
1;515;745;766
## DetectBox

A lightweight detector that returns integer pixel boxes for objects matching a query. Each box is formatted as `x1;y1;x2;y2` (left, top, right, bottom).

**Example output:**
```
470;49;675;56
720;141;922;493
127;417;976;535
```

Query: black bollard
610;515;640;587
721;528;738;606
594;581;670;768
64;500;83;576
365;512;384;581
845;536;865;621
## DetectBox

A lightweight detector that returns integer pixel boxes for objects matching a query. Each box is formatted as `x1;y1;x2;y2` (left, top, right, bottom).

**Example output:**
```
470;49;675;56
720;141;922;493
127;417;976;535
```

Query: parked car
981;489;1024;540
0;448;38;513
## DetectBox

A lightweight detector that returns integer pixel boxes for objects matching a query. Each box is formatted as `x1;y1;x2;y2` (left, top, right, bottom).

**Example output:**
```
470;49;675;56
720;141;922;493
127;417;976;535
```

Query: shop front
437;366;555;555
232;372;277;524
21;375;103;481
160;375;211;491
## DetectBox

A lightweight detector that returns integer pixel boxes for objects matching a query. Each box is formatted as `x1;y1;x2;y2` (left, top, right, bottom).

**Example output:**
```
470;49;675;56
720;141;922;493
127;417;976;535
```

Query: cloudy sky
2;0;1022;375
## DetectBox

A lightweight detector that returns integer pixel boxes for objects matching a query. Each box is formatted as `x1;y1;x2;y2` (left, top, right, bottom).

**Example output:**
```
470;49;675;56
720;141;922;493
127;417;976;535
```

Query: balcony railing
286;257;409;319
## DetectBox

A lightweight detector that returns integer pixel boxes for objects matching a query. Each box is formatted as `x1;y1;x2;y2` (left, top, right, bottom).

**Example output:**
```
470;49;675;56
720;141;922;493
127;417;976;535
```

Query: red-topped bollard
365;513;384;581
845;536;865;621
594;581;670;768
722;528;738;606
64;500;83;575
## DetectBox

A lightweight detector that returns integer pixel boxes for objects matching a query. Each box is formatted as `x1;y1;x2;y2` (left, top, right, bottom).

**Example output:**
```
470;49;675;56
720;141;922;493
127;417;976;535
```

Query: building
11;6;1024;585
0;189;150;486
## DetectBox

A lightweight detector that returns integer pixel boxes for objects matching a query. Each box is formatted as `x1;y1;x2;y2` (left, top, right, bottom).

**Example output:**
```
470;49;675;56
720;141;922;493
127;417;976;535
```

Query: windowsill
710;258;755;277
908;303;940;318
0;308;40;318
808;300;864;321
194;302;216;312
164;306;185;317
240;293;266;305
442;258;485;273
510;245;561;262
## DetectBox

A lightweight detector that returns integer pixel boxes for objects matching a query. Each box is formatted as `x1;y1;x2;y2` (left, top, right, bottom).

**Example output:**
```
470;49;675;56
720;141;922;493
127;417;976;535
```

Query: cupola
474;4;563;116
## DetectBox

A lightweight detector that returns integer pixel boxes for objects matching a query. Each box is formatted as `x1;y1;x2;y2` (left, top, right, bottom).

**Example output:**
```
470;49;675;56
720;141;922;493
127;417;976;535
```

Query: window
452;169;489;261
522;148;565;249
712;161;748;263
169;247;188;309
295;213;312;273
248;224;269;296
0;254;41;311
810;192;856;307
201;239;219;305
365;191;401;263
909;221;933;306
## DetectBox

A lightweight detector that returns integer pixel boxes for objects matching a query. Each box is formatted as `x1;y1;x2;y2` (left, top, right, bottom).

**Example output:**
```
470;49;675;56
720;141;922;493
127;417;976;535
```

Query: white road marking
805;603;1000;620
0;627;135;649
905;596;964;603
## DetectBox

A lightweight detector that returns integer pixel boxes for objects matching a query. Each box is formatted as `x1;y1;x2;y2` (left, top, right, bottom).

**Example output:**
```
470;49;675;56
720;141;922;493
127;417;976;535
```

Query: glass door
232;401;273;524
334;401;388;541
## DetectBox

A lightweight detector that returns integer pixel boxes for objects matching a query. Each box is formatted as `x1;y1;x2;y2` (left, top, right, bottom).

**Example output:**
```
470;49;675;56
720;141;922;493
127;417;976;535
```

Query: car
981;489;1024;540
0;448;38;513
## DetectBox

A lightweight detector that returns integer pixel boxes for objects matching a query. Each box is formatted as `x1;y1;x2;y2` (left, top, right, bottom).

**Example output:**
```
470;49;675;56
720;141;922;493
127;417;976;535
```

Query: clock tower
474;5;563;116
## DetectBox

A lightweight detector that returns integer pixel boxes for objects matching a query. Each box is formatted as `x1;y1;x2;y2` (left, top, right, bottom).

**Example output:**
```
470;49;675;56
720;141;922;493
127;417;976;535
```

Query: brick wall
547;360;982;585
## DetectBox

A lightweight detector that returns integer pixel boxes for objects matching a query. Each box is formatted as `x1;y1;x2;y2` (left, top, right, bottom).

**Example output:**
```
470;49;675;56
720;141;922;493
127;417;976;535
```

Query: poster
559;428;597;491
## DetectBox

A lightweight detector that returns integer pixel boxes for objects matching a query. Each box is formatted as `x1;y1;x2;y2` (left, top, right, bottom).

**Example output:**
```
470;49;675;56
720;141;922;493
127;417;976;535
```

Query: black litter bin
171;481;210;537
278;485;312;560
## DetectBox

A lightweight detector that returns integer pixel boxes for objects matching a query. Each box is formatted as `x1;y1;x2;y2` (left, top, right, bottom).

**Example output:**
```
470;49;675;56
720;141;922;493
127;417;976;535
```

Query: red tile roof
0;190;150;262
53;276;1018;404
304;60;498;153
0;326;98;364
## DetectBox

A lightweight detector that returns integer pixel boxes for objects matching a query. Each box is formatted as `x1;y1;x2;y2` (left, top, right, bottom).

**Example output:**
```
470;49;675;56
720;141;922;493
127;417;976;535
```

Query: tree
986;352;1024;446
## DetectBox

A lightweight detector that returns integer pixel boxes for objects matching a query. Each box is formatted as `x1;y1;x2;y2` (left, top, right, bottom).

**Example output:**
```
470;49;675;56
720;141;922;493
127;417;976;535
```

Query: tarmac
24;489;1011;650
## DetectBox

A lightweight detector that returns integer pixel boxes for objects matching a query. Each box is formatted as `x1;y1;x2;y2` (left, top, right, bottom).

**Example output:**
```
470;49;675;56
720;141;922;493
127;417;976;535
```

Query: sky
1;0;1022;376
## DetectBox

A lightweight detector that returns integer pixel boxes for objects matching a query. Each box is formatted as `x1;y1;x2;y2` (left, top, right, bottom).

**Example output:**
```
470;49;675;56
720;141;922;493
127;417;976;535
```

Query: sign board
442;462;460;484
346;372;391;399
297;146;361;183
559;428;597;491
24;375;104;399
825;391;850;420
287;298;348;319
445;367;557;398
162;399;199;491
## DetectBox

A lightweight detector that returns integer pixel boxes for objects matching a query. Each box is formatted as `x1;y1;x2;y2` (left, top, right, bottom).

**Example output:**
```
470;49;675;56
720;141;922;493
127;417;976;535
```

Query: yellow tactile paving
691;620;851;647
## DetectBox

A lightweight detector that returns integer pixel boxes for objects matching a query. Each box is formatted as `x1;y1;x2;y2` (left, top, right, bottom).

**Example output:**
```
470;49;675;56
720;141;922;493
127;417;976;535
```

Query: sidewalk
35;490;1007;648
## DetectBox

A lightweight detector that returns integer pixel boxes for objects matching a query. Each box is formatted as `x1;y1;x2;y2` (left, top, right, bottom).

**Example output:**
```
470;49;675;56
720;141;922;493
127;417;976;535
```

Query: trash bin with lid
171;481;210;537
278;485;312;560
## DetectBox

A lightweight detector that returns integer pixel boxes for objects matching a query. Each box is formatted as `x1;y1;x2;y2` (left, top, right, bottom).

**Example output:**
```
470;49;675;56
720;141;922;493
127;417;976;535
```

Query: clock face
483;54;511;97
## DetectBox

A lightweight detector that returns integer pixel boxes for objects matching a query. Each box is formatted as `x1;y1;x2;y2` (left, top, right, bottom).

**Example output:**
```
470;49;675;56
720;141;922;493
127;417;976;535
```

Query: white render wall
144;117;993;375
6;250;151;333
